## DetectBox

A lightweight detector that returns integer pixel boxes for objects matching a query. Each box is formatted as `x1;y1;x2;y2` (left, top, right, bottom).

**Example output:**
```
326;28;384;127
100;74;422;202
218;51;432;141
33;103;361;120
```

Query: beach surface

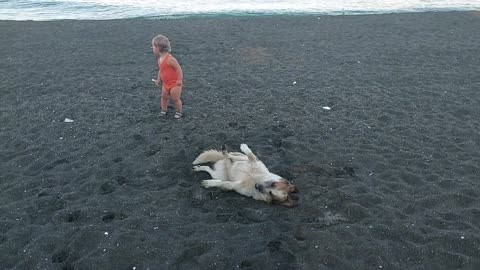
1;11;480;270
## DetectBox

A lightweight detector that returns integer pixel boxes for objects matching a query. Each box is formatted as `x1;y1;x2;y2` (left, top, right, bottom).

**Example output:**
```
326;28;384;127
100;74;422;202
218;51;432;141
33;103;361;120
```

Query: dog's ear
280;196;299;207
278;192;300;207
288;193;300;201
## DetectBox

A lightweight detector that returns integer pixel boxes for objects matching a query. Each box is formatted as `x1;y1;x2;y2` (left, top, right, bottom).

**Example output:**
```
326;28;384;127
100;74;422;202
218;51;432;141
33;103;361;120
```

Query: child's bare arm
151;59;161;86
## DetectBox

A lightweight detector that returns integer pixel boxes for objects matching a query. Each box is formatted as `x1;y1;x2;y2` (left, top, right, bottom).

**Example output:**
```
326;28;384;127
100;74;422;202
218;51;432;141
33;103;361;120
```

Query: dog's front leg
201;179;237;191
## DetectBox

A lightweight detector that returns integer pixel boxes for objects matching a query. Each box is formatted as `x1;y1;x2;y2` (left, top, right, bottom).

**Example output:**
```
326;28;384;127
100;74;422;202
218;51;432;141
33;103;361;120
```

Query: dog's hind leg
193;165;223;179
221;144;229;157
221;145;249;162
240;144;257;162
220;145;235;180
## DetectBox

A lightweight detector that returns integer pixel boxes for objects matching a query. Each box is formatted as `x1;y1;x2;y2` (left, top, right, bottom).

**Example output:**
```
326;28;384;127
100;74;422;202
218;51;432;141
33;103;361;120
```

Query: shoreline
1;9;479;22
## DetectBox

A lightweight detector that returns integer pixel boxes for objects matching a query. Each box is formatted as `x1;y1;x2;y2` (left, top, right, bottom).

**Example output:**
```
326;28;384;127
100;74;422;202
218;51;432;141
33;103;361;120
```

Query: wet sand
1;11;480;269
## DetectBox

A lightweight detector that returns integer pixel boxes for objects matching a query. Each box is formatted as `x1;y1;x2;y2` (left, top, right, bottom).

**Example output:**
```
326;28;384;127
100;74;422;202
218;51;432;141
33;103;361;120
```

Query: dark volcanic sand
1;11;480;270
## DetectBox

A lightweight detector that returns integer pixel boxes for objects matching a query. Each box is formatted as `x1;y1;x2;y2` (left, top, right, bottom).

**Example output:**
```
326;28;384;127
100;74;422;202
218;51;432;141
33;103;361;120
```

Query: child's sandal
174;112;183;119
160;110;167;117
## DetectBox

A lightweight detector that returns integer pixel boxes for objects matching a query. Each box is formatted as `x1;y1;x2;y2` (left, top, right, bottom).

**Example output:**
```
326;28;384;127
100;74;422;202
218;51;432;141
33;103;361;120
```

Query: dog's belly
213;160;254;183
212;160;228;180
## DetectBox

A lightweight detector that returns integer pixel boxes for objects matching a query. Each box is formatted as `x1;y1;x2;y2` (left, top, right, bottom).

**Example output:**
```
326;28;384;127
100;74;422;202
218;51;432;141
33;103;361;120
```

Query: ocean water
1;0;479;20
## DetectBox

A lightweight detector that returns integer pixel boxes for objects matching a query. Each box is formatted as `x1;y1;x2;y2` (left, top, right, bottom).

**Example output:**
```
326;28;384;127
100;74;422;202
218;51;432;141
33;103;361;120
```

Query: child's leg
161;86;170;111
169;86;183;113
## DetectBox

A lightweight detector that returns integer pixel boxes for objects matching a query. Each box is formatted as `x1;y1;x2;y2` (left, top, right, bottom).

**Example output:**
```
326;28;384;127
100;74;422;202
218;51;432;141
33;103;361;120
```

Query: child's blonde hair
152;35;171;53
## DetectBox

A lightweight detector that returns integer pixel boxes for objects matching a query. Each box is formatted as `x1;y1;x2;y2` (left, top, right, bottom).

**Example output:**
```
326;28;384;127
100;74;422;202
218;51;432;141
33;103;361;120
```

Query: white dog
192;144;299;207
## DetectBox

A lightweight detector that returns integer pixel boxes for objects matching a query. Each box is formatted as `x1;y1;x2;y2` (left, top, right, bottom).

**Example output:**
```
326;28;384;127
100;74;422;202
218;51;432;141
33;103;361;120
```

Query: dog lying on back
192;144;299;207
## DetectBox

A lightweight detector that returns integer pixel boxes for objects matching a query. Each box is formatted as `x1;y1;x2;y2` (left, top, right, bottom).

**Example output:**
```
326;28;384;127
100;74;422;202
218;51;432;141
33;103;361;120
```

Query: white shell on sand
63;118;74;123
322;107;331;110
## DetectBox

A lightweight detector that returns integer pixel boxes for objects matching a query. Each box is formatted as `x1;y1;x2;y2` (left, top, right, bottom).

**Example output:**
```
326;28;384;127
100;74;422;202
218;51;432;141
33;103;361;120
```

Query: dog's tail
192;150;225;164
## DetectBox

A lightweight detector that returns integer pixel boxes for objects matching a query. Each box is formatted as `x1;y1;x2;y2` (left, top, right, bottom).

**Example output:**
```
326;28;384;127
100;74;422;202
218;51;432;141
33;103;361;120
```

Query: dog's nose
255;183;265;193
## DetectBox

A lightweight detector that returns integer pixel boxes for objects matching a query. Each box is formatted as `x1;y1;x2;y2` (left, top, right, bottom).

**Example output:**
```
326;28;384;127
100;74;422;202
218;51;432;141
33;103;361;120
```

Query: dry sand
1;11;480;270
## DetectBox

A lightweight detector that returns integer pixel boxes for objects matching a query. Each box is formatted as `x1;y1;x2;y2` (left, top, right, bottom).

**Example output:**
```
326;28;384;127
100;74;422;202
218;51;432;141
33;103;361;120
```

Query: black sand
1;11;480;270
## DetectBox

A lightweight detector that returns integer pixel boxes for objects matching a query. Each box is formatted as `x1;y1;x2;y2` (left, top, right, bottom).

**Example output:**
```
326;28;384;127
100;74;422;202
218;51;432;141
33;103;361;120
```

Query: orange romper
159;53;179;93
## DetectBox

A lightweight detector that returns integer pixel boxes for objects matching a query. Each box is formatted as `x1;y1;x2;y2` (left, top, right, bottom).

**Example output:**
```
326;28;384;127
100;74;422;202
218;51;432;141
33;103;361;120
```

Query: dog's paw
192;165;202;172
201;180;222;188
201;180;212;188
240;144;251;154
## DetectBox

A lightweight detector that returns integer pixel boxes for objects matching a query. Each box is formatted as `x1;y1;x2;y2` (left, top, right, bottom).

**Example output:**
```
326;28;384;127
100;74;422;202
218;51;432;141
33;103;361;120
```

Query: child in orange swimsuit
152;35;184;119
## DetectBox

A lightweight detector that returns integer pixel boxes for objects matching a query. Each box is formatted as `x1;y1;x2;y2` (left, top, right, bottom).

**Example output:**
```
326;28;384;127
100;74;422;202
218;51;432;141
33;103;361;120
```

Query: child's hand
152;79;160;86
176;80;183;86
